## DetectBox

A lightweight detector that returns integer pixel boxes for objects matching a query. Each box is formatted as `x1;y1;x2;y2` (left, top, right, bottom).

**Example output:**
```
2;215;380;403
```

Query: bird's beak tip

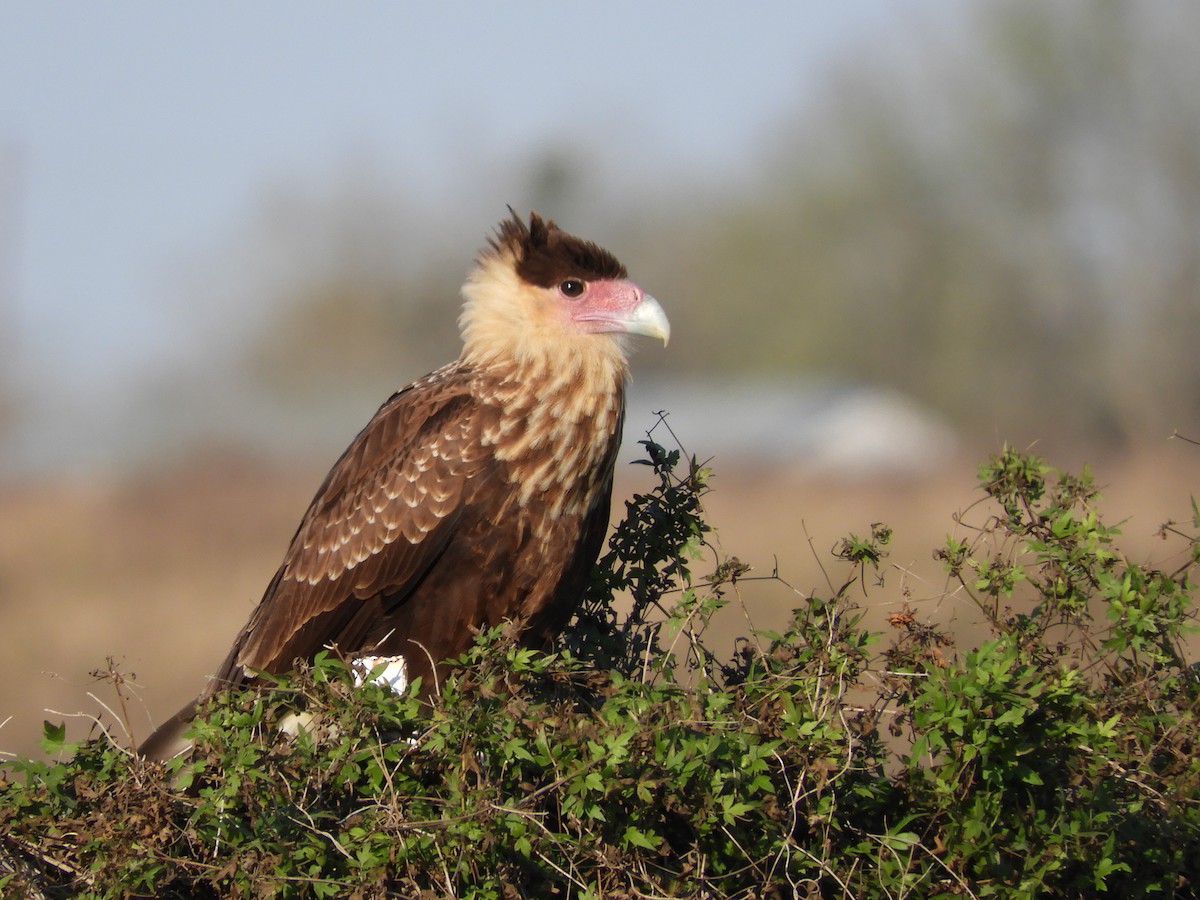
630;293;670;347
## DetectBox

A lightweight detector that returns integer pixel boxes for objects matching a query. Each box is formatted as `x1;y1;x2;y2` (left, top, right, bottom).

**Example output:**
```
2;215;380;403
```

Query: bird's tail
138;698;199;760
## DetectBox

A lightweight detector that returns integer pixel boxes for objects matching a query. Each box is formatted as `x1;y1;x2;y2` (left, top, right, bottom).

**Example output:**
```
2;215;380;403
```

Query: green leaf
622;825;661;851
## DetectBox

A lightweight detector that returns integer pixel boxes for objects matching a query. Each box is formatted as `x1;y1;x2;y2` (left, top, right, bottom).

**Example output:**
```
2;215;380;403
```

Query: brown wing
205;362;499;694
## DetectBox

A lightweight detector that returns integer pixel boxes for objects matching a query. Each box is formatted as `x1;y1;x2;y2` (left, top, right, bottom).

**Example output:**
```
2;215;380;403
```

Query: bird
139;210;669;759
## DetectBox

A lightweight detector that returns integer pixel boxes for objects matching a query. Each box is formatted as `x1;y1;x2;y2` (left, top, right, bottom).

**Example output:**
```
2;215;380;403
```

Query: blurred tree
0;143;24;442
233;168;463;398
669;0;1200;445
220;1;1200;449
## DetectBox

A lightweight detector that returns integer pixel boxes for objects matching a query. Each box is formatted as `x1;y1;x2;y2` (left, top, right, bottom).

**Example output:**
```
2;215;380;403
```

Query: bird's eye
559;278;585;298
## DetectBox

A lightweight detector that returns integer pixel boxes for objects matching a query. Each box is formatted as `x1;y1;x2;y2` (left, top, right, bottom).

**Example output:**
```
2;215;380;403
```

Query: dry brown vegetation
3;439;1196;762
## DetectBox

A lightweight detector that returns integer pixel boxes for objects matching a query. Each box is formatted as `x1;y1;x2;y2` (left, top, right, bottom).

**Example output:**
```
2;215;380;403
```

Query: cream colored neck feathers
458;250;631;395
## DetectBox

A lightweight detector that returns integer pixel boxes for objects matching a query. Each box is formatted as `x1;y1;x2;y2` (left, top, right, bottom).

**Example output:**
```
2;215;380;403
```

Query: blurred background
3;1;1199;758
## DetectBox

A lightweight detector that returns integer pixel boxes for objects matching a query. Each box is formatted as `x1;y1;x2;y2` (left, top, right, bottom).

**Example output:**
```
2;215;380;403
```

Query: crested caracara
139;211;669;758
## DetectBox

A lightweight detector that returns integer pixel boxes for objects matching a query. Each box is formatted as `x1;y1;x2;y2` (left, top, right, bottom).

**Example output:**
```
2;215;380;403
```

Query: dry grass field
2;441;1198;760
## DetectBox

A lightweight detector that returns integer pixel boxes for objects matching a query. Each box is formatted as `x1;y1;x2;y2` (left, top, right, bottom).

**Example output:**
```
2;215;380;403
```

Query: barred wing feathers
207;363;502;696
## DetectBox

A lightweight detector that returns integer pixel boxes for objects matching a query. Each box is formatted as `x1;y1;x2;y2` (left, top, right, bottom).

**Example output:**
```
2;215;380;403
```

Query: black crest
491;209;628;288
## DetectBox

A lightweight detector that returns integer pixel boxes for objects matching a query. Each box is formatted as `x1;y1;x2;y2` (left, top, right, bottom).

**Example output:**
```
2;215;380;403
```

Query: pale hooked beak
623;293;671;346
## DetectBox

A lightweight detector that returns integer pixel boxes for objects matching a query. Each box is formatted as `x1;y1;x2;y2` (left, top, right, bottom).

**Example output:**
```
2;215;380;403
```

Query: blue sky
0;2;919;470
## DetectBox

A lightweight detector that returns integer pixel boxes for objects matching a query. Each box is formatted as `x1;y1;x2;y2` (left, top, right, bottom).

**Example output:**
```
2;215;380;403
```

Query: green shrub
2;440;1198;898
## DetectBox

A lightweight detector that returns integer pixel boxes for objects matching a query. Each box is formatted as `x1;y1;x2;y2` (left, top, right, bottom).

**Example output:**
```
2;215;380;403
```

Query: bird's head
459;211;669;374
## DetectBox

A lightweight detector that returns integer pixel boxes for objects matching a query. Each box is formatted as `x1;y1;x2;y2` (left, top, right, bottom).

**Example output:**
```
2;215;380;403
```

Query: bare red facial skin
559;278;669;344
